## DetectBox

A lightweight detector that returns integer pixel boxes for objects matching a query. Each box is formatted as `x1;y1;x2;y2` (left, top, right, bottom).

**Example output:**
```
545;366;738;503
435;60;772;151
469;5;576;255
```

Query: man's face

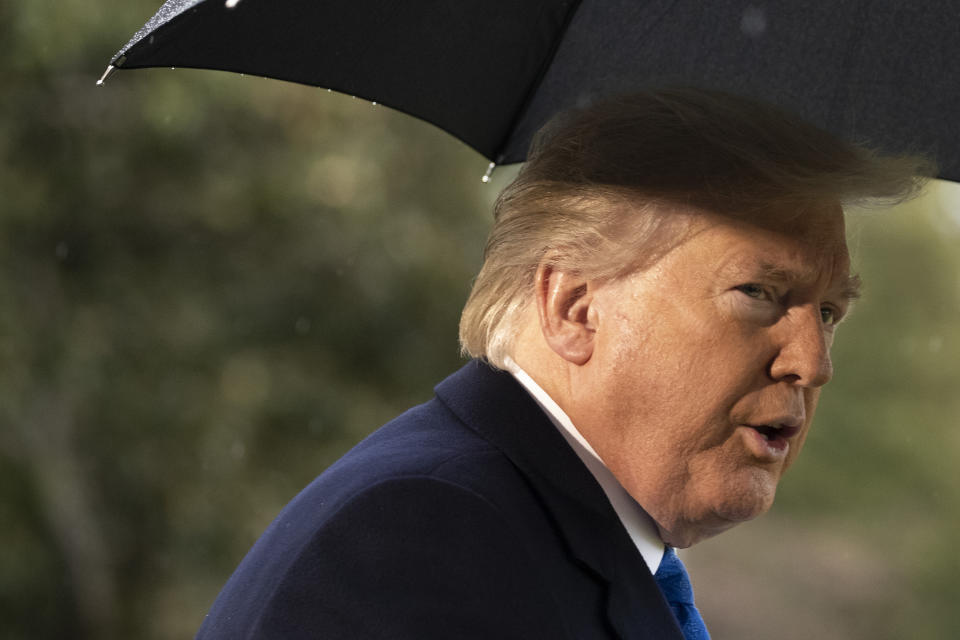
571;203;855;547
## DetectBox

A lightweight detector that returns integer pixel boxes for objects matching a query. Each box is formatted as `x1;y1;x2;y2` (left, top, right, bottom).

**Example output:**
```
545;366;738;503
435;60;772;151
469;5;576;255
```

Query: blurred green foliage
1;2;957;639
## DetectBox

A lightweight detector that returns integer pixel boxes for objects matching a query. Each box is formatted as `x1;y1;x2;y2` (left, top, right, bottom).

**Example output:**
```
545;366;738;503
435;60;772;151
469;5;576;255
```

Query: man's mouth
741;423;802;461
751;424;800;442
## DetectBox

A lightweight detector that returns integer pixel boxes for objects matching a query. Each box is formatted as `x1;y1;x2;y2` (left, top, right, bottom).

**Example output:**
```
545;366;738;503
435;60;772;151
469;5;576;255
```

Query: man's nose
768;306;833;388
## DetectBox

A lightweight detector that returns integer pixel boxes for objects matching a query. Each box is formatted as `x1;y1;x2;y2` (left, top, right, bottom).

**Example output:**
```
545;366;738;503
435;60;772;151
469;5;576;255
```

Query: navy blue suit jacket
197;361;684;639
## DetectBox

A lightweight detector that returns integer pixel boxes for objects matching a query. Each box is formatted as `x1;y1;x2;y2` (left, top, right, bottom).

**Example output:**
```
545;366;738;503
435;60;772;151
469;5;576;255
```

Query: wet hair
459;88;934;368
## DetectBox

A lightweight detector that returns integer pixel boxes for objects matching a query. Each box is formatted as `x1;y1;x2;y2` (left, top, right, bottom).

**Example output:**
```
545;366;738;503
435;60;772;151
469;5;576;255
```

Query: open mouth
749;424;801;442
742;423;802;460
753;425;780;442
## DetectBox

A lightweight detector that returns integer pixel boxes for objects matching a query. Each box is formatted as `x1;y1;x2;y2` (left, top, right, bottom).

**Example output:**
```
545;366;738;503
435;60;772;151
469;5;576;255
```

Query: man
197;90;927;639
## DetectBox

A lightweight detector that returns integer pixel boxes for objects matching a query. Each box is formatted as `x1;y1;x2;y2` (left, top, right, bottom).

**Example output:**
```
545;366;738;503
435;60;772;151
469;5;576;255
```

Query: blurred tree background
1;2;957;639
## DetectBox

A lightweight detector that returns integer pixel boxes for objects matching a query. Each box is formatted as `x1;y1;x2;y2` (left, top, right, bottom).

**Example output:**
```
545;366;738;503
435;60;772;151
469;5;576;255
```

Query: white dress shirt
503;358;666;574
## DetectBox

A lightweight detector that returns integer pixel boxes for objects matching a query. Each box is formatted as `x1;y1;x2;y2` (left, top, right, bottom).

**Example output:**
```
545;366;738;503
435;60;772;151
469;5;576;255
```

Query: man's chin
658;479;778;547
710;473;779;525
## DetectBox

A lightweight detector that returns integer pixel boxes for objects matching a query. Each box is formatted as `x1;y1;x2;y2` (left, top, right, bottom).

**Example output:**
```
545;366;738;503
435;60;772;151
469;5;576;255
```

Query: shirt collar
503;357;666;574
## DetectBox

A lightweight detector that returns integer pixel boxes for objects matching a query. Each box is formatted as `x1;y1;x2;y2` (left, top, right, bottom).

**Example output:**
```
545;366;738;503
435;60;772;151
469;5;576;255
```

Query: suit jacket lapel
435;361;684;640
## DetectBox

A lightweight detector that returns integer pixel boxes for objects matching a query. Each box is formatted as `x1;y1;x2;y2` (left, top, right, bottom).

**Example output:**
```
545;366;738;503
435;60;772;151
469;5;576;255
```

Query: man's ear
535;262;599;366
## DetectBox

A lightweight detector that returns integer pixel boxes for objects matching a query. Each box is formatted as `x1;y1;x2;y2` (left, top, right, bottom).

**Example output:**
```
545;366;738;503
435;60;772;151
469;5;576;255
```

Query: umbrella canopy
103;0;959;181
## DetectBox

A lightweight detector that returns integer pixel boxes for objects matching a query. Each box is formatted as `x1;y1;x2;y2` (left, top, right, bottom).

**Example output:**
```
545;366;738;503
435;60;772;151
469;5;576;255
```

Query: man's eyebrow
840;273;863;302
753;261;795;284
751;261;863;303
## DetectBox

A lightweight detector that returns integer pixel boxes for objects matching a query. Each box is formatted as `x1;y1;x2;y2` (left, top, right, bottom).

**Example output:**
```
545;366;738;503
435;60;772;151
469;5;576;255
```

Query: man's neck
502;357;666;574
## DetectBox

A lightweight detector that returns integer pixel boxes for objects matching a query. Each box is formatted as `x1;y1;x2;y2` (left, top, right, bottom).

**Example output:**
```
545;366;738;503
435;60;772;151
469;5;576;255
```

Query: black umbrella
101;0;959;181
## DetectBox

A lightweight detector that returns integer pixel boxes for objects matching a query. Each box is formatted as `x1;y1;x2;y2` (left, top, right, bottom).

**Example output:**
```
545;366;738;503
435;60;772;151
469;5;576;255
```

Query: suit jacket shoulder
197;361;682;640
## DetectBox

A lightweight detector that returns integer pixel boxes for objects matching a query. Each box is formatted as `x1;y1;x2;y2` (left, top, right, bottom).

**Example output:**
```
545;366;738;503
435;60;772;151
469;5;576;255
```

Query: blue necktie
654;547;711;640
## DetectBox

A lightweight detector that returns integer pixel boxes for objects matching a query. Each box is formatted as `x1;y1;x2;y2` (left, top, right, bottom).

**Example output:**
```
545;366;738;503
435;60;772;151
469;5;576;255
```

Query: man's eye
735;284;768;300
820;306;837;325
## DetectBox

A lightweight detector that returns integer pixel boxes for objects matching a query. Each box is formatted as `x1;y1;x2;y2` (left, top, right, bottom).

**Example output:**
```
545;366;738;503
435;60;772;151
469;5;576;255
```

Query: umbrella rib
490;0;586;165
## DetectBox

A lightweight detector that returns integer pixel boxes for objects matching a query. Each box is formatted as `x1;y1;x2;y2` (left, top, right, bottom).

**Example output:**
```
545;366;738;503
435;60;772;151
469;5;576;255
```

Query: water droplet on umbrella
481;162;496;183
95;65;115;86
740;6;767;38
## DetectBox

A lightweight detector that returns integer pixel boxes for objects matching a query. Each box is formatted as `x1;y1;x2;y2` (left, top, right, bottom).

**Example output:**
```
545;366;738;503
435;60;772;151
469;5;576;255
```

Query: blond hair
460;89;933;368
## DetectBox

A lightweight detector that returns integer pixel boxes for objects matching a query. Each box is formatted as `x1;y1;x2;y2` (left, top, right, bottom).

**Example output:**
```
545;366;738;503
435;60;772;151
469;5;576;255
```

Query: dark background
2;2;958;638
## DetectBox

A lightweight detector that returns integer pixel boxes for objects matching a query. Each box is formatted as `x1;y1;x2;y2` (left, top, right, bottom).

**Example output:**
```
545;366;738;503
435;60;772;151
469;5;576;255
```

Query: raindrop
95;65;115;86
148;35;155;45
55;241;69;261
740;6;767;38
371;101;377;106
225;0;242;7
481;162;496;183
